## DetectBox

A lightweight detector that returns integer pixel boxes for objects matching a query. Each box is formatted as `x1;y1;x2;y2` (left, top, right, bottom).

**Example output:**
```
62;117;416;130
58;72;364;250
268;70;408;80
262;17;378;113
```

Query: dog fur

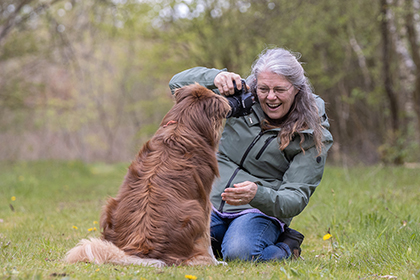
65;83;230;267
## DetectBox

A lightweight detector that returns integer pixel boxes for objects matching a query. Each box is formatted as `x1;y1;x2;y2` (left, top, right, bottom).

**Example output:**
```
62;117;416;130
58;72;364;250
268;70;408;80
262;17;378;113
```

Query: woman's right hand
214;71;243;96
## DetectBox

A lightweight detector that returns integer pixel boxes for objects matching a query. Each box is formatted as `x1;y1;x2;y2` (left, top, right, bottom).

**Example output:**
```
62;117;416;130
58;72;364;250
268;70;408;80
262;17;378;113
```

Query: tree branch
0;0;63;47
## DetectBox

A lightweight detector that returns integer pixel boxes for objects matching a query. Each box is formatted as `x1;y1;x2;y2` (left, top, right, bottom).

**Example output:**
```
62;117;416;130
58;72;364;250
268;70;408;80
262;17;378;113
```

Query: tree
1;0;419;164
405;0;420;133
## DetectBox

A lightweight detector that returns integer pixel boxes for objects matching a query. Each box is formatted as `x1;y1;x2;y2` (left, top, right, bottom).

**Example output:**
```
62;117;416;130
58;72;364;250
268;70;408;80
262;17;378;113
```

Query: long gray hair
246;47;323;153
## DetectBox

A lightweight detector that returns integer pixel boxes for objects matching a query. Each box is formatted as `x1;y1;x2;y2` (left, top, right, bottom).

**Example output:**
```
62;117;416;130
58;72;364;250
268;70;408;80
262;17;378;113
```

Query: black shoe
278;227;304;260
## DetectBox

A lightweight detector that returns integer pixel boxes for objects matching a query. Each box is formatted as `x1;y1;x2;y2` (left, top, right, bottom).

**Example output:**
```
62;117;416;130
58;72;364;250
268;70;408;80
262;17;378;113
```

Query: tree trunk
405;0;420;135
381;0;400;133
380;0;405;164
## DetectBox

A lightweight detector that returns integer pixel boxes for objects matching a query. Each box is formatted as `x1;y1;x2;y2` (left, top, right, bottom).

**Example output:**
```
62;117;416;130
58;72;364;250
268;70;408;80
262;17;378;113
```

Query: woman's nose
266;90;278;99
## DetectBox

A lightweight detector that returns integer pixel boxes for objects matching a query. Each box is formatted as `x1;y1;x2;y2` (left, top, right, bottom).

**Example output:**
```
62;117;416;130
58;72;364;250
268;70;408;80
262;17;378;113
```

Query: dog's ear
173;86;186;104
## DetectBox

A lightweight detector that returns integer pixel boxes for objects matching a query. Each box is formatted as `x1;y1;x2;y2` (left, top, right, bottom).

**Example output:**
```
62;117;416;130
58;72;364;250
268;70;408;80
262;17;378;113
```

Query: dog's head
161;83;230;147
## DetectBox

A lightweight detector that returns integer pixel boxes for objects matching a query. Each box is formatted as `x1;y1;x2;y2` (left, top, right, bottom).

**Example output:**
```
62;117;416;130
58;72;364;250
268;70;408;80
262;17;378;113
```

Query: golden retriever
65;83;230;267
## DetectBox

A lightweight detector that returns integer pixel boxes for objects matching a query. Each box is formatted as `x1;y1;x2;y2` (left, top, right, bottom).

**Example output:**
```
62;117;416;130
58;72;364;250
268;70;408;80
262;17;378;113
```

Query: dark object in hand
226;79;255;118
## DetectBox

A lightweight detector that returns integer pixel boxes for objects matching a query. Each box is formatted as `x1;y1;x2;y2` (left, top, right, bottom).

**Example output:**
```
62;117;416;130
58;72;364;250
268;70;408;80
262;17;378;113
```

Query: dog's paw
126;256;166;267
147;260;166;268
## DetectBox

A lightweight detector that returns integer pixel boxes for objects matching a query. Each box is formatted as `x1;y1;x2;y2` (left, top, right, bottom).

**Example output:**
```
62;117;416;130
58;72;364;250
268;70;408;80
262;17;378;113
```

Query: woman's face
256;71;298;120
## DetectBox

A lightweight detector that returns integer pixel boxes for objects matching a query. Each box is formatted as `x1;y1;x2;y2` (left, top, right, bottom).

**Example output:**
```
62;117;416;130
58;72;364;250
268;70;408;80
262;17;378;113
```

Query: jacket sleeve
169;67;226;94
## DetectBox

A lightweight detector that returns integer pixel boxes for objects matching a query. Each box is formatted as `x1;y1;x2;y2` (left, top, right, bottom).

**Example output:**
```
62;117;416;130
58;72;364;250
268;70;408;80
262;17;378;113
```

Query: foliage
1;0;420;164
0;161;419;279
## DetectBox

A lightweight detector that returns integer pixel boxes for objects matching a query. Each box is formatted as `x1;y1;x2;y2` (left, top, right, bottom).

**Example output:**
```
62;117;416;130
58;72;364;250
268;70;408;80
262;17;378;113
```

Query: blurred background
1;0;419;166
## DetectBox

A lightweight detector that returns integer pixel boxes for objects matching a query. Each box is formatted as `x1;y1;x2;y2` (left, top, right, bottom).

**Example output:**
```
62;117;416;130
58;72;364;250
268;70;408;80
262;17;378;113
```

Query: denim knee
222;233;259;261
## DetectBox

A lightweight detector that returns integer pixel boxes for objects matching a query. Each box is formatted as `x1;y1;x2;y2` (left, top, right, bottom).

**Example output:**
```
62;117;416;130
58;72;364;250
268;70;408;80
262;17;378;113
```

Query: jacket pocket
255;135;277;160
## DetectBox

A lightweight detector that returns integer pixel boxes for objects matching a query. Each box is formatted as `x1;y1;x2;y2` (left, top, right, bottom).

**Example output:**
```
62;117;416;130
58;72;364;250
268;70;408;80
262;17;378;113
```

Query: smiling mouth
267;103;281;109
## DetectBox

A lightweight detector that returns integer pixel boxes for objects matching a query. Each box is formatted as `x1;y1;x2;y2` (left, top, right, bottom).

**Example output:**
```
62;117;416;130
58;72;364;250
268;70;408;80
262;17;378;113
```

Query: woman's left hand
221;181;258;205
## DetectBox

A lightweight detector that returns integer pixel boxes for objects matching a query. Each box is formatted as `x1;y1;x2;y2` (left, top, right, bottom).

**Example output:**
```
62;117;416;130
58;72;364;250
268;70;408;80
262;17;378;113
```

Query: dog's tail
65;238;166;267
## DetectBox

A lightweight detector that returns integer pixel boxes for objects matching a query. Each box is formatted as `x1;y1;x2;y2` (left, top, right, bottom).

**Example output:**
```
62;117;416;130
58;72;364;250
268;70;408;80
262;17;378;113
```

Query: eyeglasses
256;84;294;96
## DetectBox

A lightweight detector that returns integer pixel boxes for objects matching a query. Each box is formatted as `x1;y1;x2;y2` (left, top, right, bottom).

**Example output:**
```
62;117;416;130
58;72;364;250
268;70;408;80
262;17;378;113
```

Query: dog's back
65;84;230;266
100;124;218;265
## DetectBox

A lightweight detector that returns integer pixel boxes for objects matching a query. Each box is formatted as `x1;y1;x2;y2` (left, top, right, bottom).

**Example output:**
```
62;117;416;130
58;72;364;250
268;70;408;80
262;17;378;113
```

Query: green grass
1;161;419;279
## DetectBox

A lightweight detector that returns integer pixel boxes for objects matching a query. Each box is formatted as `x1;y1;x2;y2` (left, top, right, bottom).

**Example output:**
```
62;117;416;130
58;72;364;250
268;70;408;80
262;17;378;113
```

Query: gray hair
247;47;323;153
246;47;312;95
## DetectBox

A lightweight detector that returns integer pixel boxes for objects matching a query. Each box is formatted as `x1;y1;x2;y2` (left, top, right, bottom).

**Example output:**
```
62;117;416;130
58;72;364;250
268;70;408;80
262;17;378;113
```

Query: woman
169;47;333;262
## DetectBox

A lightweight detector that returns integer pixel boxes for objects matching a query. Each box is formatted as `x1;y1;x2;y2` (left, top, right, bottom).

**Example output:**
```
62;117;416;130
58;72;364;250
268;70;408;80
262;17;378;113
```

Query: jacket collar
245;104;283;132
243;103;265;127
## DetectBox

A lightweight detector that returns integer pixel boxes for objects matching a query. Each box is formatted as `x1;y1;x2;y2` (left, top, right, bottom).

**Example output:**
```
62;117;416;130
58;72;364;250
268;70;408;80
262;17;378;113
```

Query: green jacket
169;67;333;226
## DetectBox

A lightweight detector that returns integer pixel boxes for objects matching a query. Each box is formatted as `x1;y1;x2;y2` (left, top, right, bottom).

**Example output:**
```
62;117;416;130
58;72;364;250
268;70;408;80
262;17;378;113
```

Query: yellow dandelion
72;226;78;230
95;268;100;272
93;227;97;231
93;221;98;224
11;196;16;201
323;233;332;240
185;275;197;280
88;228;93;232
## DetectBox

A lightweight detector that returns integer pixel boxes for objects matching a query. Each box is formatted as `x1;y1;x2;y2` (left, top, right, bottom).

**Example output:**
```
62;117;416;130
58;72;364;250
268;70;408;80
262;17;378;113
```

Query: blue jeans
210;211;291;261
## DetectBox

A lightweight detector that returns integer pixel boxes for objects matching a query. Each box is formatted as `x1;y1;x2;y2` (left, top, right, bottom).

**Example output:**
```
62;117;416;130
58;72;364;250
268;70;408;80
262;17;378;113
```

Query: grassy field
0;160;419;279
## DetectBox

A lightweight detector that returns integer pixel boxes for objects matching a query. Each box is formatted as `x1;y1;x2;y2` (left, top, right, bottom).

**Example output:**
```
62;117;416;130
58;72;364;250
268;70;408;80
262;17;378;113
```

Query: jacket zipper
255;135;277;160
218;131;266;212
